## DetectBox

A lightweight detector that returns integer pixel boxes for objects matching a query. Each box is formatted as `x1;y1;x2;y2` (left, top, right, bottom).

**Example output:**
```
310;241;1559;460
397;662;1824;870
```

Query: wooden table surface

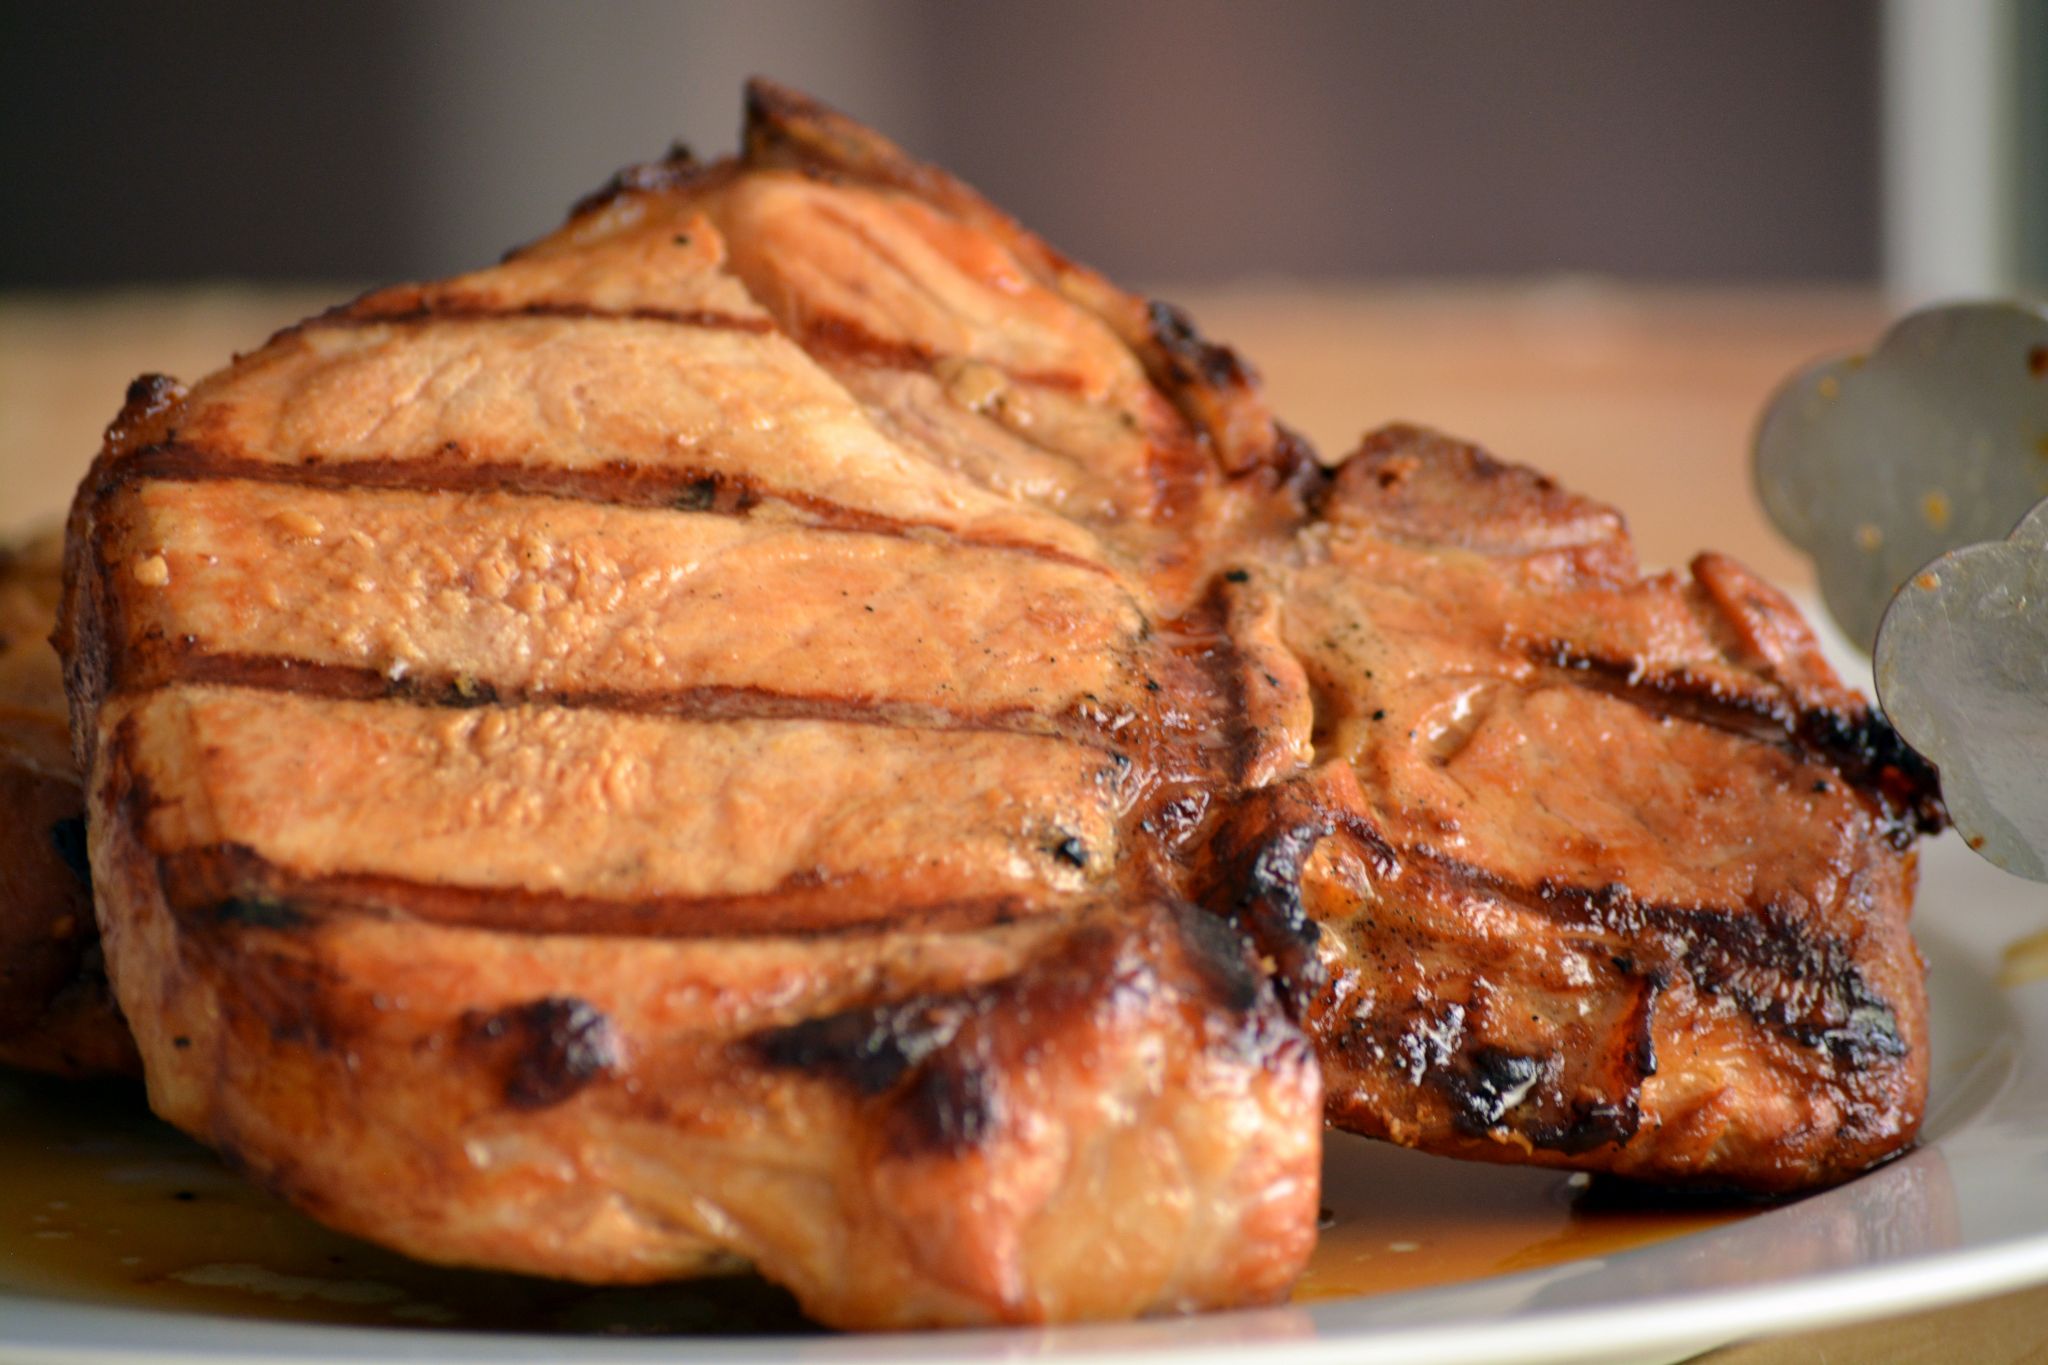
3;282;2045;1362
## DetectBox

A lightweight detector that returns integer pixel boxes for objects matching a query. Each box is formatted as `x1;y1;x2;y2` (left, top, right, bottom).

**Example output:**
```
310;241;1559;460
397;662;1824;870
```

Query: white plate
5;657;2047;1365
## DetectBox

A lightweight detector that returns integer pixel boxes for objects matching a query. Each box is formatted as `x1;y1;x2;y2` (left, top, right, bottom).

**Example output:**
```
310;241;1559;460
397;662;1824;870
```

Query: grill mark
743;87;1300;486
797;308;1102;398
807;197;965;331
1142;300;1292;479
801;311;939;372
778;203;1148;397
218;944;352;1057
1438;1045;1647;1156
106;442;1114;577
1312;931;1662;1157
112;648;1133;747
1128;596;1264;859
1147;299;1254;394
1532;645;1798;749
1163;899;1264;1019
314;299;777;333
1162;899;1316;1075
745;984;1001;1158
1791;707;1946;844
1395;841;1906;1060
1202;783;1345;1019
210;895;310;931
769;251;1239;525
1530;642;1945;843
459;997;619;1110
750;997;969;1095
1219;820;1328;1019
1221;774;1907;1067
1235;779;1899;1153
156;841;1049;941
890;1052;998;1157
1428;967;1661;1156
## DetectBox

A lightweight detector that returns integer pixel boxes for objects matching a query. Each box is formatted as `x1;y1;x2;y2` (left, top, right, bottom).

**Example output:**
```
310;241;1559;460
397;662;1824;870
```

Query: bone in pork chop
58;81;1941;1327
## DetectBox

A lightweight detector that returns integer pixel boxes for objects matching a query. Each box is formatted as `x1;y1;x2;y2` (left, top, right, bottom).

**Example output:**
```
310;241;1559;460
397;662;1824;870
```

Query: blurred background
3;0;2043;297
2;0;2044;578
9;9;2048;1355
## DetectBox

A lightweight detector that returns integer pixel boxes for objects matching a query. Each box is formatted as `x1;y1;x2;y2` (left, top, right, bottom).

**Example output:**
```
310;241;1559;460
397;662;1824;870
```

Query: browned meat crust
1207;426;1939;1192
57;83;1321;1328
0;530;136;1078
55;80;1940;1327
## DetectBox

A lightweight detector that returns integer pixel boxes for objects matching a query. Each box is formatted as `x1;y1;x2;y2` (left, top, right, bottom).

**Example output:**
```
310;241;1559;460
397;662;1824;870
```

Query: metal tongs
1754;301;2048;882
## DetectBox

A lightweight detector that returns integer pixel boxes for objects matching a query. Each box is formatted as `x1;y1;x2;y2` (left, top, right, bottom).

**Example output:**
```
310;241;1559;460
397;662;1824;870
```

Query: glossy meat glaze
1209;428;1940;1193
57;82;1941;1325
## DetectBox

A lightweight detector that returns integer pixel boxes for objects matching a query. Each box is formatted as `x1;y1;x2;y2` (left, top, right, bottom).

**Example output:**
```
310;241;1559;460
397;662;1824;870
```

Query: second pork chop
1212;426;1942;1191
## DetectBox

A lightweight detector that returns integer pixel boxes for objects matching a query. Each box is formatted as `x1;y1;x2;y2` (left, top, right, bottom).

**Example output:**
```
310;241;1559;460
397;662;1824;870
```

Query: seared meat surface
59;84;1320;1328
1210;427;1940;1192
0;530;135;1077
58;82;1940;1326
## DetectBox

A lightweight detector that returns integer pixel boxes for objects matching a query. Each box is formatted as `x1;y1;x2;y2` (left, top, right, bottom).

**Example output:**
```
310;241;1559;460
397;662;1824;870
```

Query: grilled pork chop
58;85;1322;1328
1210;427;1942;1192
0;530;135;1077
59;81;1940;1326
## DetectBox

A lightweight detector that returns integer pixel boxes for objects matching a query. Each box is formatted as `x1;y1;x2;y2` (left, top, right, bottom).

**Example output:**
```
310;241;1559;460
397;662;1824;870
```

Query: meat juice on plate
0;1069;1743;1333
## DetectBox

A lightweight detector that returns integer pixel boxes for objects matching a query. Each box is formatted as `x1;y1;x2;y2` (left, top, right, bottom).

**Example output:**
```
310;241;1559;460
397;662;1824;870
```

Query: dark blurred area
0;0;1883;289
